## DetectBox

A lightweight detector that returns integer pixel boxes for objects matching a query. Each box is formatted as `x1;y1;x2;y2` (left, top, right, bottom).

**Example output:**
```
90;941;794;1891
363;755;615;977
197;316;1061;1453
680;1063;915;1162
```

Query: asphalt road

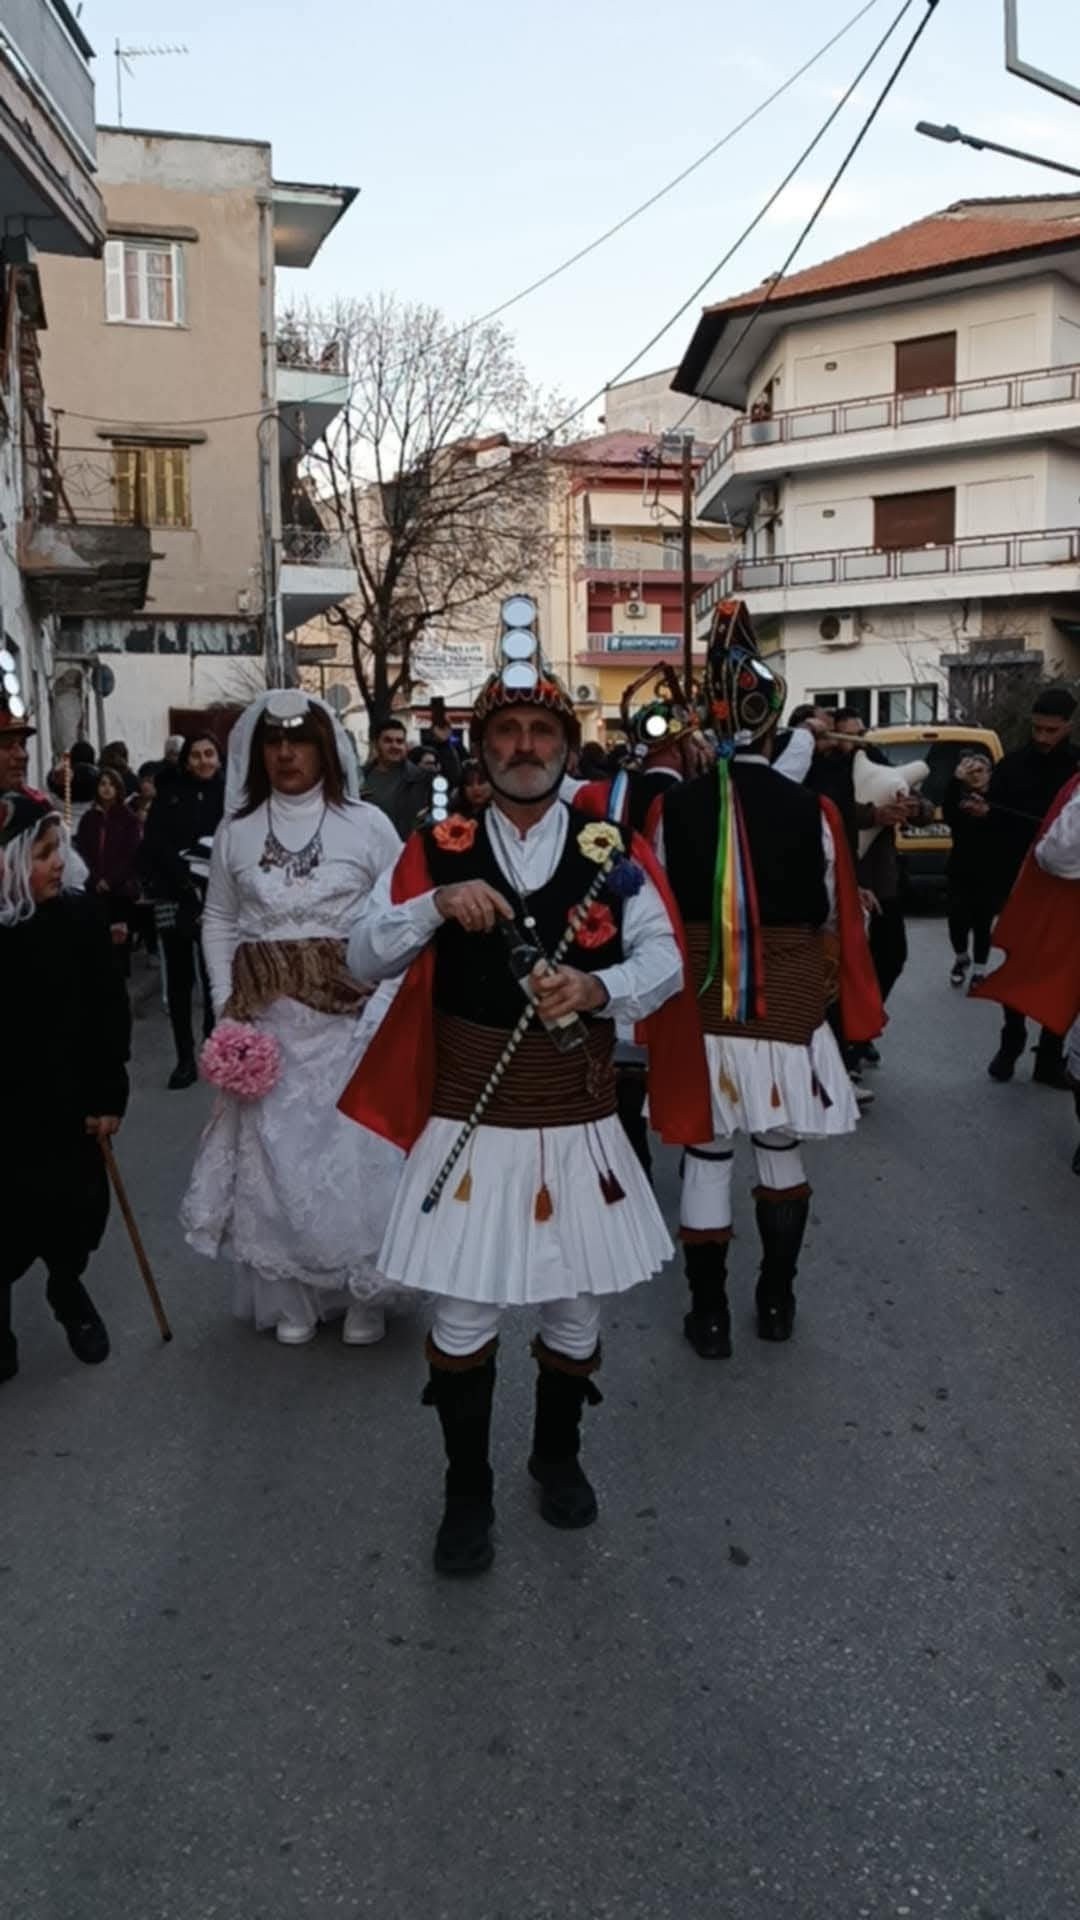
2;917;1078;1920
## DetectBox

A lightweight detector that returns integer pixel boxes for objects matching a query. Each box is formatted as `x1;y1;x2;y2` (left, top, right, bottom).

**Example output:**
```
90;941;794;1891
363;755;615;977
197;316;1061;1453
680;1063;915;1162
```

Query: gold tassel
719;1071;739;1104
534;1184;553;1222
453;1169;472;1203
770;1081;782;1109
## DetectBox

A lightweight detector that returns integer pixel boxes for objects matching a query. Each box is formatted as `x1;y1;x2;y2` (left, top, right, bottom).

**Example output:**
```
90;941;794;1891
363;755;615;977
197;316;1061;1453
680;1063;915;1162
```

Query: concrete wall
783;446;1054;554
38;130;270;622
748;279;1060;414
1051;276;1080;367
601;369;733;439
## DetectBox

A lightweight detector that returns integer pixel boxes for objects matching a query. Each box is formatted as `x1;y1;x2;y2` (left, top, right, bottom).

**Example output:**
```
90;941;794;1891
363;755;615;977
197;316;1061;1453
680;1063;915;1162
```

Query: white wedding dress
180;788;406;1332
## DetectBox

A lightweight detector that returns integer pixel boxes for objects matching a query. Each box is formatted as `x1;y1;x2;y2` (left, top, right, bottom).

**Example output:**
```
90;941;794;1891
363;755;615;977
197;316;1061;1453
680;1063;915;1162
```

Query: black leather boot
1032;1030;1070;1090
682;1237;733;1358
0;1284;17;1385
753;1186;811;1343
528;1338;602;1529
46;1272;110;1366
422;1344;496;1576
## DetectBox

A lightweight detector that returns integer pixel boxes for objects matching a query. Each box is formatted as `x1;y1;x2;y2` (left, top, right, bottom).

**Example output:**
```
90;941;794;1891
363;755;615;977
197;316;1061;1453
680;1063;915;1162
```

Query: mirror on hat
503;661;539;692
0;649;15;674
501;595;537;629
430;773;450;824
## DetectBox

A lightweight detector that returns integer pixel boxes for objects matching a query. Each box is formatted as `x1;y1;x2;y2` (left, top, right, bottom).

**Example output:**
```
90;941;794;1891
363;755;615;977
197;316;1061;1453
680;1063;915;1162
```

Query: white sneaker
342;1303;387;1346
851;1074;875;1110
275;1316;317;1346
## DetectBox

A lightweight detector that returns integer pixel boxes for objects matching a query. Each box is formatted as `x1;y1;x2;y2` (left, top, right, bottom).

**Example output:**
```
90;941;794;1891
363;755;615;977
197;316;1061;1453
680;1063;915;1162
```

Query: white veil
224;689;360;816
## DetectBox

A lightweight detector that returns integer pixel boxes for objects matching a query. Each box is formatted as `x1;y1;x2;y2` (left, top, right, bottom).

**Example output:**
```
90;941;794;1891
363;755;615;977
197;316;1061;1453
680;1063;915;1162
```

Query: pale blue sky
85;0;1080;424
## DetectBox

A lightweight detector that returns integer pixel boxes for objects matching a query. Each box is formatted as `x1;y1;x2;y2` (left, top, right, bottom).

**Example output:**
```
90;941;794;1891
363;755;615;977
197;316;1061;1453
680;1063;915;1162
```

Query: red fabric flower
571;901;617;951
432;814;478;853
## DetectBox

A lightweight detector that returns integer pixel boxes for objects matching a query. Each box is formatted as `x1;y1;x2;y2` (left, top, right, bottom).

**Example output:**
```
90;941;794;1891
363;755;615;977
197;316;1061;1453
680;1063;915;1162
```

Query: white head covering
225;689;360;816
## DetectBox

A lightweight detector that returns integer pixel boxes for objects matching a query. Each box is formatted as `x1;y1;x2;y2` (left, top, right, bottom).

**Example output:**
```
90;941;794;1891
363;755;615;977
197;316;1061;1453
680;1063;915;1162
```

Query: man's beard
484;748;568;804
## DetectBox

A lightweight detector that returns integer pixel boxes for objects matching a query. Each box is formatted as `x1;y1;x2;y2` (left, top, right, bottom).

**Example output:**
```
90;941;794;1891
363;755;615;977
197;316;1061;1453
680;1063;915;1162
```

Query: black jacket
2;894;130;1141
942;778;995;893
984;740;1080;908
139;764;225;904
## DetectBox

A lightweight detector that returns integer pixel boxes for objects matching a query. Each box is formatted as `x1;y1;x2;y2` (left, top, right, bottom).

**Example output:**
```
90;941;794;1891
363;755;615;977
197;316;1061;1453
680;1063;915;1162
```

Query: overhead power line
541;0;933;450
53;0;892;435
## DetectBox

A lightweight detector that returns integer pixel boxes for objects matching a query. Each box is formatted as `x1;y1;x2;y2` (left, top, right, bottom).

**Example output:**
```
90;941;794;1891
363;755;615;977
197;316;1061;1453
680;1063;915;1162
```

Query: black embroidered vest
424;806;628;1030
663;761;828;929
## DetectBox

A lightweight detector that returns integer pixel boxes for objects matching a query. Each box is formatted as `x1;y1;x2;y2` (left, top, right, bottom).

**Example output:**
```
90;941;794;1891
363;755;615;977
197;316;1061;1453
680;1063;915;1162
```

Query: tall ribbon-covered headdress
472;595;580;745
698;600;786;1022
619;661;695;758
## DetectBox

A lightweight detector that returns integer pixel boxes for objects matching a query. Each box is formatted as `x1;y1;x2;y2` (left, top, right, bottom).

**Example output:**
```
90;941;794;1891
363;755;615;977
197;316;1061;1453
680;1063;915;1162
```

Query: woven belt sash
224;937;369;1021
432;1012;617;1129
686;922;826;1044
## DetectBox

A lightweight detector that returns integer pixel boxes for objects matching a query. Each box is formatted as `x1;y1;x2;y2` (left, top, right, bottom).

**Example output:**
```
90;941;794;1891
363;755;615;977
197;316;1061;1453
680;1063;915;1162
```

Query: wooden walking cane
99;1137;173;1343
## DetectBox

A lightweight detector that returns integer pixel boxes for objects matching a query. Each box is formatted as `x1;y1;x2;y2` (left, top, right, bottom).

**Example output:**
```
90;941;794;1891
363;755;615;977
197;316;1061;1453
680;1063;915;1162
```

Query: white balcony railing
697;360;1080;497
281;525;353;568
697;525;1080;615
2;0;96;161
583;538;730;572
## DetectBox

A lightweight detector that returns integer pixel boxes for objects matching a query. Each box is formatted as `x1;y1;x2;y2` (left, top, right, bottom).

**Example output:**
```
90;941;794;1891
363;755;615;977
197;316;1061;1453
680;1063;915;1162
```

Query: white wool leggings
680;1130;806;1235
431;1294;601;1362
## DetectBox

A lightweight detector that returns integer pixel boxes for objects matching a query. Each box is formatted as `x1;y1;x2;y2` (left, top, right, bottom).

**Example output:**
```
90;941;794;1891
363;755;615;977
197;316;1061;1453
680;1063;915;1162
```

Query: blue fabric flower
606;855;645;899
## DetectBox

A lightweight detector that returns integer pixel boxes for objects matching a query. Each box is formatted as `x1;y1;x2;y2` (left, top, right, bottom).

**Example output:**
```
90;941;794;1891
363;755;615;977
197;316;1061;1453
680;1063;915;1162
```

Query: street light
916;120;1080;183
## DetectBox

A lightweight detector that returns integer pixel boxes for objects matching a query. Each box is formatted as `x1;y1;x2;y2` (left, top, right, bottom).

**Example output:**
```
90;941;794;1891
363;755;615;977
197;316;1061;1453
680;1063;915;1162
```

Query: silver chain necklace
258;798;328;885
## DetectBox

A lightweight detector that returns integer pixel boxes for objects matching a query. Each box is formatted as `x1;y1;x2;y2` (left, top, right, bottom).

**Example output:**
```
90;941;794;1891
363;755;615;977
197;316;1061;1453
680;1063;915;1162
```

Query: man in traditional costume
340;597;708;1576
661;602;882;1360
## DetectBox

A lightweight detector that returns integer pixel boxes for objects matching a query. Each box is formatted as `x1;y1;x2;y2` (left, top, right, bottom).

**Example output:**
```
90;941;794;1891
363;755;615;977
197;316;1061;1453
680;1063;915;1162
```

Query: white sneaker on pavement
342;1303;387;1346
276;1317;317;1346
850;1073;875;1110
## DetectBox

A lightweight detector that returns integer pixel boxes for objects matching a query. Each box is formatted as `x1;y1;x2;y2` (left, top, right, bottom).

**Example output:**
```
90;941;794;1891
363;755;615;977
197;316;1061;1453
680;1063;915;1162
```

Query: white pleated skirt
379;1112;673;1306
703;1024;859;1138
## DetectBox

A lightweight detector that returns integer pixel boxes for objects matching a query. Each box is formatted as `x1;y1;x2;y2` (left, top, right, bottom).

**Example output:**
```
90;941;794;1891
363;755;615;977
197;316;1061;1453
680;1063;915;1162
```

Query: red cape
972;773;1080;1033
338;818;713;1151
820;795;886;1045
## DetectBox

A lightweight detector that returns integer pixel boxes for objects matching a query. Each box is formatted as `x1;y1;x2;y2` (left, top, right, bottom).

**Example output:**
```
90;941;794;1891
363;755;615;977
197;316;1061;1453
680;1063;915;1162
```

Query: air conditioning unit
625;598;647;619
575;681;599;705
819;611;861;649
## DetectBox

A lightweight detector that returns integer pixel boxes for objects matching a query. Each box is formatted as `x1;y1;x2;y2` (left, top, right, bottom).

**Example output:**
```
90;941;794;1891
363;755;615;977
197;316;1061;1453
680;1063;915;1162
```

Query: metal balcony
695;526;1080;625
696;361;1080;520
18;443;151;615
276;333;349;462
280;525;358;632
582;538;731;574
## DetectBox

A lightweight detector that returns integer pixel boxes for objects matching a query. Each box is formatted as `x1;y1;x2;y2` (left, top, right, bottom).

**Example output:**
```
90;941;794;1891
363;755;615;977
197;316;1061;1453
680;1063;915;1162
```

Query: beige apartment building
296;371;735;747
38;126;357;761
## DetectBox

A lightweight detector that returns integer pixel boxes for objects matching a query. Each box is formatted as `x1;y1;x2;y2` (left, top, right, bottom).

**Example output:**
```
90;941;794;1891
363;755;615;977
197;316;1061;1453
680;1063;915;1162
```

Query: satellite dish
325;682;352;715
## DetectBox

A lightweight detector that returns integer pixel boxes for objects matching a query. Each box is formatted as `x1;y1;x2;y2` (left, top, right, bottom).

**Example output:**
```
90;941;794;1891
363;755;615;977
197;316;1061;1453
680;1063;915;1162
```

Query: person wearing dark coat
965;689;1080;1085
0;793;131;1385
74;767;143;976
942;752;996;989
139;731;225;1088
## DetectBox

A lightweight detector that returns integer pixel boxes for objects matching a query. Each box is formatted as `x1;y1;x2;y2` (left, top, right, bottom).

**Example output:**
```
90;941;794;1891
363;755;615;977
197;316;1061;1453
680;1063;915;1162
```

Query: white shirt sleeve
773;726;815;785
200;824;241;1016
1035;786;1080;880
592;871;683;1025
346;861;443;984
821;812;838;932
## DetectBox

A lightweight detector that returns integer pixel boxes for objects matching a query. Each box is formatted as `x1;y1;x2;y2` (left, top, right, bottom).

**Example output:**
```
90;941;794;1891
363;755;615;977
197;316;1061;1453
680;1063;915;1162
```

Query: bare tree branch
281;294;567;721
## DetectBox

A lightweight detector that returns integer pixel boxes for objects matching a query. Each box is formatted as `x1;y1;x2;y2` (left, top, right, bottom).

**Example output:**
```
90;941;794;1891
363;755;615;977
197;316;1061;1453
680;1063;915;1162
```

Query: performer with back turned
661;601;882;1361
340;595;708;1577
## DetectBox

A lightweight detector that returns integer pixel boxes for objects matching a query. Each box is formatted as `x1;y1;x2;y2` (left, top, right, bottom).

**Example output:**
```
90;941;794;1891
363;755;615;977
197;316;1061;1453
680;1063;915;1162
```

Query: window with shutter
873;487;955;550
112;445;192;527
895;332;957;394
104;240;186;326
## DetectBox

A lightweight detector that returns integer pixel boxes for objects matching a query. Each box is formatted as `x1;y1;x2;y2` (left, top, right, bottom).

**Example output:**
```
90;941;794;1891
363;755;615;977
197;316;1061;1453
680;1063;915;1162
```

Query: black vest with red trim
662;760;828;928
424;804;628;1030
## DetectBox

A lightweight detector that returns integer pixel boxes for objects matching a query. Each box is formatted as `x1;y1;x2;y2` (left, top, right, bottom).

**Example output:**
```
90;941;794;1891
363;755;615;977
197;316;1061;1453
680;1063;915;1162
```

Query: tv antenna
114;41;189;126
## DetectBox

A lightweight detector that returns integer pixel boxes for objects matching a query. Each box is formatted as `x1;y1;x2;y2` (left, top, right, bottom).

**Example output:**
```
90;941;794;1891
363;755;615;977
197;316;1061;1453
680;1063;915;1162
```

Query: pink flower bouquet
199;1020;281;1101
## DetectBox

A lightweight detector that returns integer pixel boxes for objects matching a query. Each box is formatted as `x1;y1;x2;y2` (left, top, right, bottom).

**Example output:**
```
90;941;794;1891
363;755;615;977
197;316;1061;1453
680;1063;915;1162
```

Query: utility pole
680;434;695;698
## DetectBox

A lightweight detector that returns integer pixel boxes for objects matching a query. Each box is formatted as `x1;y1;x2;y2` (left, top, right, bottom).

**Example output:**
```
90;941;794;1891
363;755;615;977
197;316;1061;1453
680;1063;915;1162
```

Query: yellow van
864;723;1003;881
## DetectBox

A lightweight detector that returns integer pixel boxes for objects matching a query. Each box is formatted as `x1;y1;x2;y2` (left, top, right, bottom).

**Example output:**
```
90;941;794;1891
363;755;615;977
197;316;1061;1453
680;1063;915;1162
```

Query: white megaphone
852;749;930;860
